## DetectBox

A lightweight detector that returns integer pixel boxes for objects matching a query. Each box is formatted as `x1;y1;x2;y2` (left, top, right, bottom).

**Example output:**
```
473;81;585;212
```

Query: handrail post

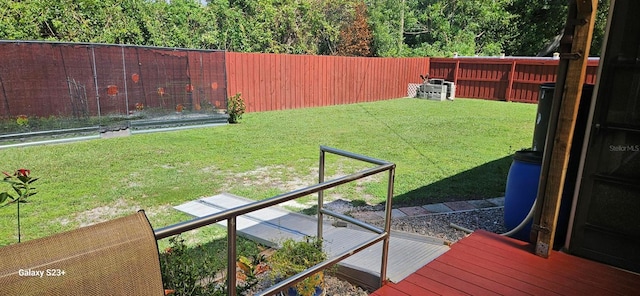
380;166;395;286
227;217;237;296
317;148;325;240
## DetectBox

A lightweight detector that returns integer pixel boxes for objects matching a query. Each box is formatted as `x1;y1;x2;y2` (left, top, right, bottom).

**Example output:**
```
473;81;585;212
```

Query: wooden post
534;0;599;258
453;60;460;86
506;60;517;102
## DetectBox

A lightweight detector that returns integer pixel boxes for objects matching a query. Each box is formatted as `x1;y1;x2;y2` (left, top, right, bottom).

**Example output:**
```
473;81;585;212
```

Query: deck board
453;240;608;295
412;266;498;295
437;252;560;295
373;230;640;295
401;273;468;295
422;260;532;296
465;233;640;292
455;234;627;295
371;284;411;296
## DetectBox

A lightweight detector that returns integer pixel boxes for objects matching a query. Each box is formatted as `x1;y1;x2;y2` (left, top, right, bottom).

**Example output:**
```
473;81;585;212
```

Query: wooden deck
371;230;640;295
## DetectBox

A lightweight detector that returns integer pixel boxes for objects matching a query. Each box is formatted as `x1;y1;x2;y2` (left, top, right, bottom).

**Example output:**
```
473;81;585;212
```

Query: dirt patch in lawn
224;165;313;192
56;199;152;227
221;164;383;208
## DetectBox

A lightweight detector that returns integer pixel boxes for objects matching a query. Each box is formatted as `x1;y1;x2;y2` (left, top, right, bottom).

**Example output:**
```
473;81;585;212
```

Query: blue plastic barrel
504;150;543;241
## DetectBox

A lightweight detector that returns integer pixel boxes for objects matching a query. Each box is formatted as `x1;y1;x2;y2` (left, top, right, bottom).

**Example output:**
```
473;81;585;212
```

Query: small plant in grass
0;169;38;243
269;237;327;296
16;115;29;129
227;93;246;123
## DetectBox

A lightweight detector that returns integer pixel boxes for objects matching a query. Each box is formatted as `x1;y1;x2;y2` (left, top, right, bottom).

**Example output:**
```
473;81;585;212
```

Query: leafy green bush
159;235;262;296
160;235;226;296
269;237;327;295
227;93;246;124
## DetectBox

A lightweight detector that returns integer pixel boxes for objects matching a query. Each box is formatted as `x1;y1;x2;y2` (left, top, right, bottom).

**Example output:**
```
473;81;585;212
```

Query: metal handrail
315;145;395;291
154;146;395;295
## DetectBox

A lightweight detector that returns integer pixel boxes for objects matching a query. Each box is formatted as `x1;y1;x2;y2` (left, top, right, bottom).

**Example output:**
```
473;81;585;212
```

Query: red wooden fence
0;41;227;118
429;57;600;103
0;41;603;121
225;52;430;112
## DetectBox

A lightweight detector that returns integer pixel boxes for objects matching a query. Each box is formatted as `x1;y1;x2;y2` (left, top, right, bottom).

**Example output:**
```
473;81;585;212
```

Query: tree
264;0;323;54
148;0;209;48
588;0;610;56
202;0;330;54
505;0;609;56
0;1;47;40
506;0;569;56
367;0;404;56
0;0;610;57
400;0;516;57
314;0;355;55
336;1;373;56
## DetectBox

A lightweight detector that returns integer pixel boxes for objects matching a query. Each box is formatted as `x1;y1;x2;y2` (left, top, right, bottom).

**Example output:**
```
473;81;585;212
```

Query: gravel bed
325;199;508;243
378;207;507;243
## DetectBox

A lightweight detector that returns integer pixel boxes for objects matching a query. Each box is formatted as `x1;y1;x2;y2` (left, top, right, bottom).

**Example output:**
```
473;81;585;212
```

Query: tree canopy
0;0;610;57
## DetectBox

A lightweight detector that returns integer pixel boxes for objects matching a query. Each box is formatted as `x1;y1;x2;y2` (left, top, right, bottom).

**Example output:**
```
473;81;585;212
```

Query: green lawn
0;98;536;246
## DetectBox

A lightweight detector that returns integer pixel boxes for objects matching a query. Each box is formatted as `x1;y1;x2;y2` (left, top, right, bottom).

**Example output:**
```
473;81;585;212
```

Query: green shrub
159;235;226;296
269;237;327;295
159;235;262;296
227;93;246;124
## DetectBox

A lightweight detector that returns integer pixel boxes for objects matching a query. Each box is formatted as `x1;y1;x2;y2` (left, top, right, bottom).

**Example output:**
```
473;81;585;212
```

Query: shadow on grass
297;155;514;211
392;155;514;206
